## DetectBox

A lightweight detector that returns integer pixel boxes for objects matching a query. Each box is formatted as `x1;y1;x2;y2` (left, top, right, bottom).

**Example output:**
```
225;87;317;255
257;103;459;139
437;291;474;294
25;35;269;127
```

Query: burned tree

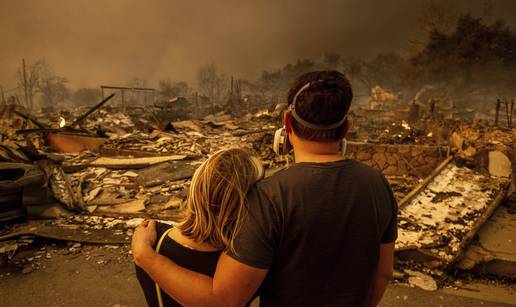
36;62;70;108
196;63;225;100
17;59;44;110
411;13;516;99
409;0;459;54
158;80;191;99
72;88;102;106
322;51;341;69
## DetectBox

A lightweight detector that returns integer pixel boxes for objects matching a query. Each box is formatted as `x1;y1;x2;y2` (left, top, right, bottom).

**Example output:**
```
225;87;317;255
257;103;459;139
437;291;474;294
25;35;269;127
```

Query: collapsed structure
0;92;515;290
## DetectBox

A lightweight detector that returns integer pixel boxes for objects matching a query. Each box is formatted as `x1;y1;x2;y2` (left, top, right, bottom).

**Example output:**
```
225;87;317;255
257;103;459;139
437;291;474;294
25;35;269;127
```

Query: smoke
1;0;515;90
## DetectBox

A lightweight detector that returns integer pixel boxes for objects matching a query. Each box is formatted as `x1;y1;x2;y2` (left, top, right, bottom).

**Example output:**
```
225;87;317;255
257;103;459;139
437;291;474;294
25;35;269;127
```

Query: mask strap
290;106;347;130
289;80;347;130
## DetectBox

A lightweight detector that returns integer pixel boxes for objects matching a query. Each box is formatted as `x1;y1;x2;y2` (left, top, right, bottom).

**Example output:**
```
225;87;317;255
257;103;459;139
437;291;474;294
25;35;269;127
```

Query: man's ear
284;111;293;134
340;118;352;138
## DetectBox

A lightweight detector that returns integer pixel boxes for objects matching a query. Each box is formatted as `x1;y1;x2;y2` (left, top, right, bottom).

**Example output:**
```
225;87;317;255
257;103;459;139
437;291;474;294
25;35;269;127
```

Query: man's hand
131;219;157;265
130;220;267;306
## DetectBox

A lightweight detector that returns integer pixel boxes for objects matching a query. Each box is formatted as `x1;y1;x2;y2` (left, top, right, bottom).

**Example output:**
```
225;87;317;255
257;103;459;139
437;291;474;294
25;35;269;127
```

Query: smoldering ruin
1;1;515;306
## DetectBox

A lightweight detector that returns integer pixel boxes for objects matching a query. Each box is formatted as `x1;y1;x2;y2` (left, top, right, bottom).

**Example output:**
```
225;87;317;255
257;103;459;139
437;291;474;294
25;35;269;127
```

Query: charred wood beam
12;109;48;129
0;222;130;244
69;93;115;128
16;128;90;135
231;128;276;137
398;155;453;208
100;85;156;91
0;208;26;224
495;99;501;127
505;99;514;128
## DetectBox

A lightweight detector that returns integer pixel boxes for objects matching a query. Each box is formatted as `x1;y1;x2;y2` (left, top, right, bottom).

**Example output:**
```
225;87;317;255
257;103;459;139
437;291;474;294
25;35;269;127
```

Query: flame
255;109;271;117
401;120;411;130
427;132;433;137
59;116;66;128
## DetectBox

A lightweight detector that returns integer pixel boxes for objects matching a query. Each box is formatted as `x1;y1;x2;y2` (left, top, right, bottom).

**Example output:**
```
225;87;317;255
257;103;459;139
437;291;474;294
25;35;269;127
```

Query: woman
134;148;263;307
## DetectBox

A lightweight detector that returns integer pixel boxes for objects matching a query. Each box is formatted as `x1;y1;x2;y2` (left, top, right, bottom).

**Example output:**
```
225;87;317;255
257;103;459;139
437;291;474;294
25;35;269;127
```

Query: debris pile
396;161;509;265
1;103;285;220
0;99;514;290
449;122;515;176
82;108;135;136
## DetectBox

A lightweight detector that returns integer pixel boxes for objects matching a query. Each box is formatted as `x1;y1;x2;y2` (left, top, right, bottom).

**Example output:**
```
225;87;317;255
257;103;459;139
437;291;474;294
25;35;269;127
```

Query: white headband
289;80;347;130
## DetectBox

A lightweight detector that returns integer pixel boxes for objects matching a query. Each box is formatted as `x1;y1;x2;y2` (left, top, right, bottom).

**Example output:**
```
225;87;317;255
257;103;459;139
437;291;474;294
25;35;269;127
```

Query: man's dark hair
287;70;352;142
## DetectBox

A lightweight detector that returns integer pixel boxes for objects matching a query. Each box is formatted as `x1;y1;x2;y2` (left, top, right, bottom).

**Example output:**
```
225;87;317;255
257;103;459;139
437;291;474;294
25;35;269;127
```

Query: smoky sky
1;0;515;90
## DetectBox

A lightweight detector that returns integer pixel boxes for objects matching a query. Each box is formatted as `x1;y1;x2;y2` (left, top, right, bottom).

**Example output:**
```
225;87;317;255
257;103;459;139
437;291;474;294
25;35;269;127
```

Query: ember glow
427;132;433;137
401;120;411;130
59;116;66;128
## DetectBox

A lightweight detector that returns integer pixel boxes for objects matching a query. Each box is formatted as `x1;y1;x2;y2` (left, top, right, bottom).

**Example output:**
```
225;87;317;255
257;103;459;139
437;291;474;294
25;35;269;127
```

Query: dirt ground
0;242;515;307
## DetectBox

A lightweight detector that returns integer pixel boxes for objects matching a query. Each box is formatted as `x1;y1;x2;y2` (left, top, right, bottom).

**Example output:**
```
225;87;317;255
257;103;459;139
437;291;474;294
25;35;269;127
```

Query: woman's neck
168;227;221;252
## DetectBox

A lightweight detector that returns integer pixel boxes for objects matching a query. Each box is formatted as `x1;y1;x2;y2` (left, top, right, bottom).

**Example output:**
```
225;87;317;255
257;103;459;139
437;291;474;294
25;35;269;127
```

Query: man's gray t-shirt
227;159;397;307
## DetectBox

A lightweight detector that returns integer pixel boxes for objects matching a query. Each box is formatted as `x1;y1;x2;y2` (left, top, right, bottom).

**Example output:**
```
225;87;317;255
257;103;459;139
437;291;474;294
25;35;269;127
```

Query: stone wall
345;142;449;177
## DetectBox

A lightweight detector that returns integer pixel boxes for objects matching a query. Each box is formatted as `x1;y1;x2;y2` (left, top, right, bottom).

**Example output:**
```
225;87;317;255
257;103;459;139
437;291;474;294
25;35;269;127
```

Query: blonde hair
177;148;261;254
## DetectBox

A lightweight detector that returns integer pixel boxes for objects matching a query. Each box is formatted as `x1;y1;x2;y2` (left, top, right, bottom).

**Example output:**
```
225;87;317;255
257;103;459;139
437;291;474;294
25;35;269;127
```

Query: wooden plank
134;161;196;187
0;223;130;244
398;155;453;208
70;93;115;127
0;209;26;224
89;155;188;169
99;147;169;157
100;85;156;91
95;199;146;214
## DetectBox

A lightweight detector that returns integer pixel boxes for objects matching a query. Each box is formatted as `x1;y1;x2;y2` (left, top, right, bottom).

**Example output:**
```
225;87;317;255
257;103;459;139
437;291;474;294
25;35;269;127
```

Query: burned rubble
0;92;515;294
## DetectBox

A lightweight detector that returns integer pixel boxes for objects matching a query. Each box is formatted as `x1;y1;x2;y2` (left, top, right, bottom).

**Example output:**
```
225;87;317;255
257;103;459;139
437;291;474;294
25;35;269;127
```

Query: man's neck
291;138;344;164
293;150;344;163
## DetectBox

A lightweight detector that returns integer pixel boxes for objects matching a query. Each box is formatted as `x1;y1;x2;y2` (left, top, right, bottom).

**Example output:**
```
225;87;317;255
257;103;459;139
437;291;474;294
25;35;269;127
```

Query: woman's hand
131;220;157;266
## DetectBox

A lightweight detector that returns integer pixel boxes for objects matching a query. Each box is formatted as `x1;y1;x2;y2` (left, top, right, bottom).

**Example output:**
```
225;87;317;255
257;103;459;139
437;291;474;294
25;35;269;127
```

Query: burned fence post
505;100;510;128
100;85;156;113
505;99;514;128
22;59;29;108
121;89;126;113
429;98;436;117
0;85;5;104
495;99;501;127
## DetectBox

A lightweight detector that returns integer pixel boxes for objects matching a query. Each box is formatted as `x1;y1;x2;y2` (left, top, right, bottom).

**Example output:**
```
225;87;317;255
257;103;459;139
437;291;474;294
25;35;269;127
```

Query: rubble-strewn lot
1;101;515;296
397;162;508;261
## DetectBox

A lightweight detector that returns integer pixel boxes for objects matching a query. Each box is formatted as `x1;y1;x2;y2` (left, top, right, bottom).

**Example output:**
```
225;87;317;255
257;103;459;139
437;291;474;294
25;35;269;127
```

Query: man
132;70;397;307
